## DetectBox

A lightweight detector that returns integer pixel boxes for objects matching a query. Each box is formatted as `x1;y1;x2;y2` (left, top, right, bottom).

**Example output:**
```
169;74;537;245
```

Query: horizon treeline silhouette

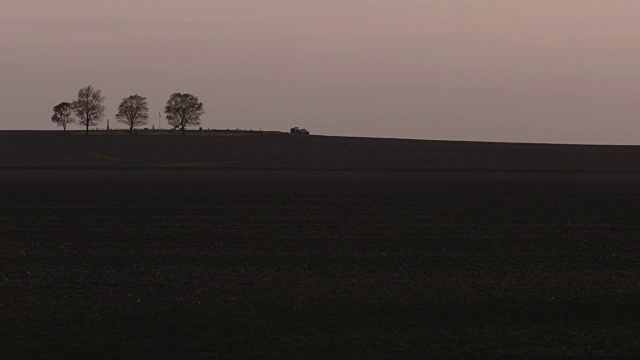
52;86;205;135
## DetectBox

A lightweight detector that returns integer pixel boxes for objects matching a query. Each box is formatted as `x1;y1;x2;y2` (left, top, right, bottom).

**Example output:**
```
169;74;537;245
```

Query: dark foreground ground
0;170;638;358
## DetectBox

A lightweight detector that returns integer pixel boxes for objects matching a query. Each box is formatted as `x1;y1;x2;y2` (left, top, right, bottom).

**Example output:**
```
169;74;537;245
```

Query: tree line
52;85;205;135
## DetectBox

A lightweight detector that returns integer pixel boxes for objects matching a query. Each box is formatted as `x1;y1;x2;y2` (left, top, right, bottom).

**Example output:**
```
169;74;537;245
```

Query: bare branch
51;102;75;132
71;85;106;135
164;93;205;135
115;94;149;134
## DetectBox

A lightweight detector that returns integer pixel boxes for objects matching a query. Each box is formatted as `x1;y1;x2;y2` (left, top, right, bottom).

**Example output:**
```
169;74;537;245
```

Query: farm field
1;169;639;358
5;131;640;172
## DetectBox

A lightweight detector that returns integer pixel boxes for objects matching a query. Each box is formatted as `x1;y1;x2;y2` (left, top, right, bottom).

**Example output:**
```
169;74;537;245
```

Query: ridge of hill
2;131;640;172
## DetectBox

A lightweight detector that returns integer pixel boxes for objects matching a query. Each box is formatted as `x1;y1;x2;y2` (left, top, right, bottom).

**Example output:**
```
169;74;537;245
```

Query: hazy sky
3;1;640;143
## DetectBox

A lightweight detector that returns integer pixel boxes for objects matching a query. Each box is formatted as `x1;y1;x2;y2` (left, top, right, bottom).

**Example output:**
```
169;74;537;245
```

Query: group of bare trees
52;85;205;135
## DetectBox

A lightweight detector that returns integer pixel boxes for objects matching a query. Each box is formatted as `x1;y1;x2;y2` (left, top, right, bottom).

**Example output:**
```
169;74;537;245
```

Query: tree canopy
164;93;205;135
72;85;106;135
51;102;75;132
115;94;149;134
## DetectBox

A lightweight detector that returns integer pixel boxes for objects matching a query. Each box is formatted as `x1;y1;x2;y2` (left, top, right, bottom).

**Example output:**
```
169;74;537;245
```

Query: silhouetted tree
115;94;149;134
51;102;75;132
164;93;205;135
72;85;106;135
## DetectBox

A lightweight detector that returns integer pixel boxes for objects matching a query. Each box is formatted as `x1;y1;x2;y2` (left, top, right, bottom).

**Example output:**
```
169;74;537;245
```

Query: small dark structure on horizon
290;127;310;135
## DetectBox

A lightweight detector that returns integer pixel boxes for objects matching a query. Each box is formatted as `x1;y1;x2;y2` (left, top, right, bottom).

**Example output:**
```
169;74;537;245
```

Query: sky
2;1;640;144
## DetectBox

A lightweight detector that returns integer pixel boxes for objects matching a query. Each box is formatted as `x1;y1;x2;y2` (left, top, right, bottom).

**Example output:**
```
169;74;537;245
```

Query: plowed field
1;170;638;357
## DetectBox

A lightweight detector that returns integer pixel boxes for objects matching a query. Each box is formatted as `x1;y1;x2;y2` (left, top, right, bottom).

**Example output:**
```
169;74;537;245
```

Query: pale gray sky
2;1;640;143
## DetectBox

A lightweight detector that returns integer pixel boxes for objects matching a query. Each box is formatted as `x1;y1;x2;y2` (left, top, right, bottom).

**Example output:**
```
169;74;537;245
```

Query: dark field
1;170;639;358
5;131;640;172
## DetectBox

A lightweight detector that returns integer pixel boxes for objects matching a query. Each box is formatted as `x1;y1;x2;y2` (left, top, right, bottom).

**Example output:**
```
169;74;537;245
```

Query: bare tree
72;85;106;135
164;93;205;135
115;94;149;134
51;102;75;132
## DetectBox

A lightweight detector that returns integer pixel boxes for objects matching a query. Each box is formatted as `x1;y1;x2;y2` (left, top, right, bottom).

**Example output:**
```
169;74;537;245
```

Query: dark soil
1;170;639;358
4;130;640;171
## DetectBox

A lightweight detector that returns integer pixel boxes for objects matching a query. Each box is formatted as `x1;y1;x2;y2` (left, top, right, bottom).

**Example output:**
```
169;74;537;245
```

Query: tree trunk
182;125;186;136
130;125;134;135
86;122;89;135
